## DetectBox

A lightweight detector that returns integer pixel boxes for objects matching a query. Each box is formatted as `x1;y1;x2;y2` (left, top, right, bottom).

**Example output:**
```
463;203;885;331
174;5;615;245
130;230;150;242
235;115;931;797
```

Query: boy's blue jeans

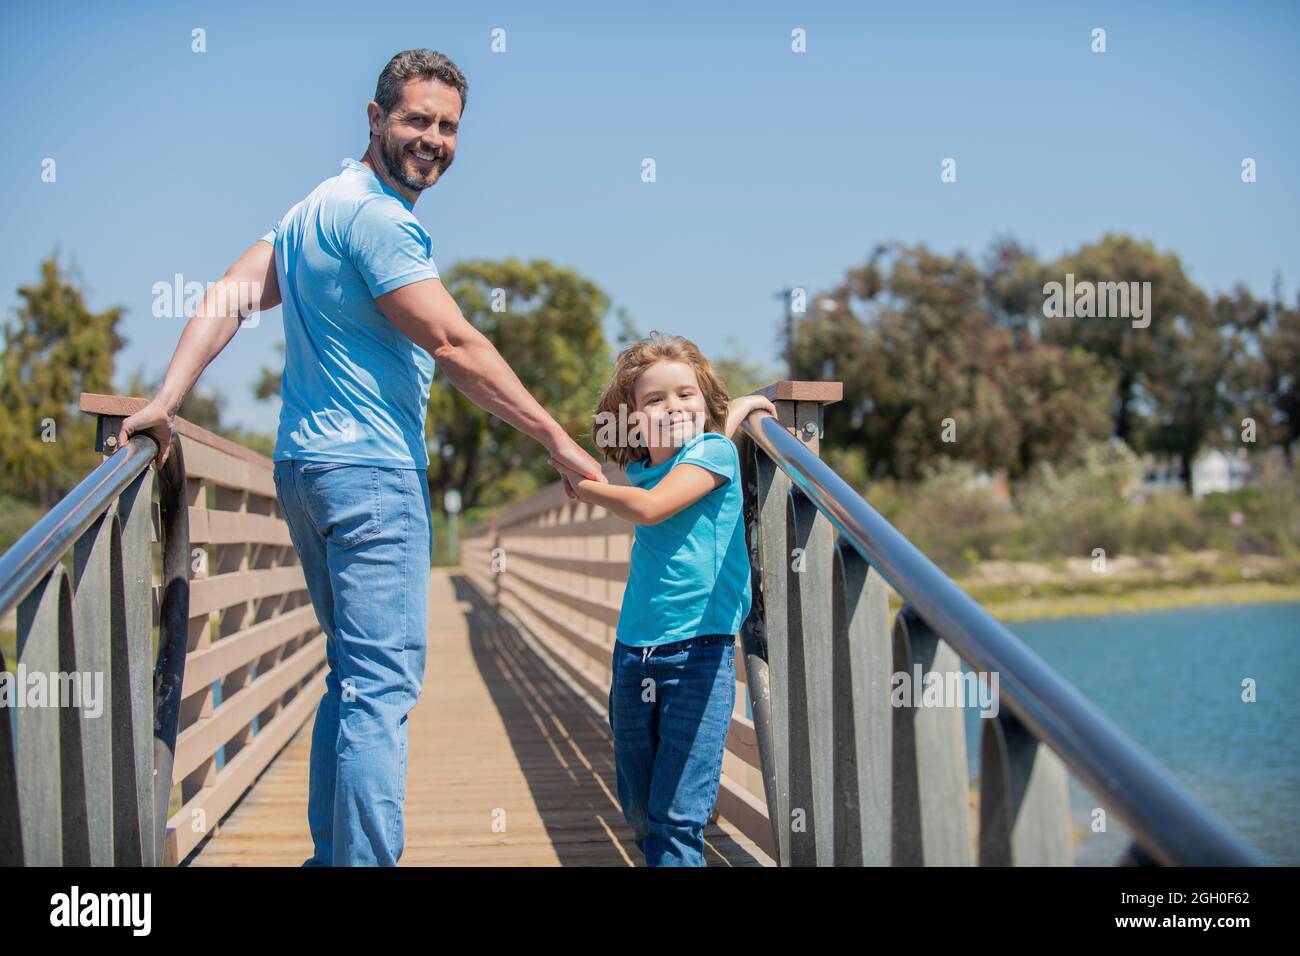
607;633;736;866
273;460;431;866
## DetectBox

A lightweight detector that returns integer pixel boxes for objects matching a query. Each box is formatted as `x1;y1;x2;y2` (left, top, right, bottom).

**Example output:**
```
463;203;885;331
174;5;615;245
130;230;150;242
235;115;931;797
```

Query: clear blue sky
2;0;1297;431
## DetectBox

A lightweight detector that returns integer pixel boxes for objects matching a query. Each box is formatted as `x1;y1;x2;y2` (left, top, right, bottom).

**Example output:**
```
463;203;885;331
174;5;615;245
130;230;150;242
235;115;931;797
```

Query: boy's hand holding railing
723;394;776;439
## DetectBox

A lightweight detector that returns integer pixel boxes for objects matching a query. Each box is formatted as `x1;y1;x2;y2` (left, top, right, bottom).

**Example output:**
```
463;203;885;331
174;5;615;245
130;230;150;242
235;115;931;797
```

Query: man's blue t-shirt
616;431;753;647
260;158;439;469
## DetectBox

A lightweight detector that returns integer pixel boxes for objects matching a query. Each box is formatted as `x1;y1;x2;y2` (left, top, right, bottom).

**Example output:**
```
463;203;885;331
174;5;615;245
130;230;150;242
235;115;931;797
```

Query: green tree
1002;343;1115;478
0;256;124;505
1041;235;1217;461
982;235;1045;346
792;241;1111;481
252;341;285;402
1258;292;1300;463
1220;283;1300;465
1142;310;1235;488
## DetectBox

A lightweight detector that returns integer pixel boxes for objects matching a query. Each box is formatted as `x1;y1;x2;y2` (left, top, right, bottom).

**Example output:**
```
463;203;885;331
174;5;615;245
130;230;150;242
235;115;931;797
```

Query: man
117;49;607;865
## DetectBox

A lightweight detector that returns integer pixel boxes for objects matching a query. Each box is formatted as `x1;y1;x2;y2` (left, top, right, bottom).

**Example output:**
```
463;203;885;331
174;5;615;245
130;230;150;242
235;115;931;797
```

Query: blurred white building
1139;448;1258;498
1190;449;1251;497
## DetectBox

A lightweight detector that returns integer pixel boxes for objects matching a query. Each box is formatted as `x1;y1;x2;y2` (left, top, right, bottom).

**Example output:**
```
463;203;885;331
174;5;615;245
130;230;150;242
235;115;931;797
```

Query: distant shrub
1015;439;1139;558
886;459;1018;571
1217;476;1300;557
1129;490;1210;553
1199;488;1263;519
854;439;1298;573
0;493;44;555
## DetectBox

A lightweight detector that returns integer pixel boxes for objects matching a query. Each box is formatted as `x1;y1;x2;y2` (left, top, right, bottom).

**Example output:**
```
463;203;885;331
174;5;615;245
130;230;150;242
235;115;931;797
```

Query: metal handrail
740;409;1267;866
0;435;158;618
0;428;191;865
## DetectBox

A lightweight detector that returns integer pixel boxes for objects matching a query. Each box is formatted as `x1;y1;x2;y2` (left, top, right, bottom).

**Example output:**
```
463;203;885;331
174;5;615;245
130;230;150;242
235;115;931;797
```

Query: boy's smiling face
634;360;709;465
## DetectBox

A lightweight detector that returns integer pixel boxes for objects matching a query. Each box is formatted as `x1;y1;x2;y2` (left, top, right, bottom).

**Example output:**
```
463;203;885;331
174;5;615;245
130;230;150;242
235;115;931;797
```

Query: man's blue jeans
273;460;431;866
607;633;736;866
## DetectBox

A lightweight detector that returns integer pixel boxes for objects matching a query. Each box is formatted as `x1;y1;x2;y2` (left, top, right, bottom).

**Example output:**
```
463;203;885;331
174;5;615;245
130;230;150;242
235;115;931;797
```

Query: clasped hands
548;440;606;500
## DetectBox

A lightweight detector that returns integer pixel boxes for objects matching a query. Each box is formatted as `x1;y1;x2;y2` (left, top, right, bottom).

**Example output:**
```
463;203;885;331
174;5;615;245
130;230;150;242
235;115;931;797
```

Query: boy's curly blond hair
591;331;730;468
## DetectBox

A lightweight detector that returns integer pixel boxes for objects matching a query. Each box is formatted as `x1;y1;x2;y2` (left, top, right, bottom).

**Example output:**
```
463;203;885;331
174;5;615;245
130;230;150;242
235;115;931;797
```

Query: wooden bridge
0;383;1267;867
187;569;768;866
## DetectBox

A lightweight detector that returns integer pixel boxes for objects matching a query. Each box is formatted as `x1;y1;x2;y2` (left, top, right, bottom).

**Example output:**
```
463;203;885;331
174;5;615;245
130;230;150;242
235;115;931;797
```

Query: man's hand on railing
116;397;177;468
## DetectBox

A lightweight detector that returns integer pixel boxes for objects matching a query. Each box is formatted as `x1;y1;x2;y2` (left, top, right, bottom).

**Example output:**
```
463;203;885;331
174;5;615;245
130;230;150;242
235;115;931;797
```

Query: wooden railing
463;379;1267;866
94;394;328;866
1;414;187;865
0;394;327;865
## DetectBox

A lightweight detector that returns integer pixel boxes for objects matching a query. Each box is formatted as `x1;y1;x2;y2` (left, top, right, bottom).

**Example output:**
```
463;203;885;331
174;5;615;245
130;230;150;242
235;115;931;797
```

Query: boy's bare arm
552;459;722;525
559;480;647;523
724;394;777;440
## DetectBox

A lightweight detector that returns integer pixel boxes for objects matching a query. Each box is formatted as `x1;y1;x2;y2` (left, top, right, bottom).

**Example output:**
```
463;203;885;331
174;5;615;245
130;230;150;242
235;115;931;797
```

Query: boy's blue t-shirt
616;431;753;647
260;158;440;469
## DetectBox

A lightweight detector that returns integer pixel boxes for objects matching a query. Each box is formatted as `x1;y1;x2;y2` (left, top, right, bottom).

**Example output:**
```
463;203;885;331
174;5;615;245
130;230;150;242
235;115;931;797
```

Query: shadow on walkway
451;575;764;867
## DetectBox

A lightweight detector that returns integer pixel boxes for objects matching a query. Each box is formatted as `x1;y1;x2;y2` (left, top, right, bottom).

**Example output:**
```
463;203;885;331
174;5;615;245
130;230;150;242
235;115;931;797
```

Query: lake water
965;601;1300;865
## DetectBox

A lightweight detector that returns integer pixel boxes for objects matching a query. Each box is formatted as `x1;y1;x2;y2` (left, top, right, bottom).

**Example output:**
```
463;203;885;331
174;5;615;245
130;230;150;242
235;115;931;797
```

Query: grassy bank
884;579;1300;624
970;580;1300;623
951;551;1300;623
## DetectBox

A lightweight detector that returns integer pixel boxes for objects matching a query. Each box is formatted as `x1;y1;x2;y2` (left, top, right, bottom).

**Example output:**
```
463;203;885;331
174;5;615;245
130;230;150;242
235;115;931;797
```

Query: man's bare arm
376;277;605;483
153;241;280;412
118;240;280;465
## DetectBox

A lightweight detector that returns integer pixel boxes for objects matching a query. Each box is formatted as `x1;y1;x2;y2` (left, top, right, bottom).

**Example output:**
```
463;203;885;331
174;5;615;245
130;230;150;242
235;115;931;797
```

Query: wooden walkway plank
187;569;771;867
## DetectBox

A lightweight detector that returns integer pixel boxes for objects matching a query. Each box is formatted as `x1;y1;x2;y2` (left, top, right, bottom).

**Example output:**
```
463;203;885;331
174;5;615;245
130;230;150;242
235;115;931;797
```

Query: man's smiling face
369;76;461;195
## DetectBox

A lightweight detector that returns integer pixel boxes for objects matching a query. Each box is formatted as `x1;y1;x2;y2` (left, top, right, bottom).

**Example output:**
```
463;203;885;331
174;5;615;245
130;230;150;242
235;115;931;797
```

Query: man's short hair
374;49;468;116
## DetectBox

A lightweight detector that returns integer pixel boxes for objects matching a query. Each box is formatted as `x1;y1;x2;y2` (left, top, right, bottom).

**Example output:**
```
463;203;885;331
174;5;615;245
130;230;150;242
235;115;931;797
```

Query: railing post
740;380;841;866
978;710;1071;865
113;464;156;866
831;541;893;864
891;606;973;865
13;564;73;864
742;445;792;862
95;412;162;866
147;434;190;865
94;412;191;865
0;634;15;863
69;506;122;865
